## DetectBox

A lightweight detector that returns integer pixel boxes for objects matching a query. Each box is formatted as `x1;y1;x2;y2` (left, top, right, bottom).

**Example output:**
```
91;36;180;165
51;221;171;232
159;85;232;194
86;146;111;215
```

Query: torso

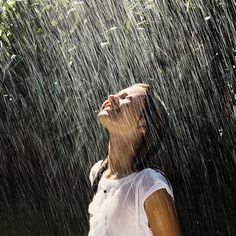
88;161;173;236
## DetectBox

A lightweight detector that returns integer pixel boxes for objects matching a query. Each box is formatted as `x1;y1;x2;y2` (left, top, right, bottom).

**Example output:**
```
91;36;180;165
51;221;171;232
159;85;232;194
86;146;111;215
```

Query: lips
101;100;110;111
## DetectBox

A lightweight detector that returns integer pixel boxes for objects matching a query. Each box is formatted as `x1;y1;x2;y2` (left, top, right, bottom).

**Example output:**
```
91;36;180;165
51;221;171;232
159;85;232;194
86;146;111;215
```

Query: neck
105;132;141;178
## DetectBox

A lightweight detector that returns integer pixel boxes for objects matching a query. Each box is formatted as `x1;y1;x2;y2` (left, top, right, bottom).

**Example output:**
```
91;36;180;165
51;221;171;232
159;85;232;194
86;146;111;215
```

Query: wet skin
97;84;147;135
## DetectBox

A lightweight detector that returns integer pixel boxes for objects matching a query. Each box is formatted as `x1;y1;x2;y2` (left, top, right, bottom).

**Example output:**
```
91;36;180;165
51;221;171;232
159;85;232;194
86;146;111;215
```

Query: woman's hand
144;189;181;236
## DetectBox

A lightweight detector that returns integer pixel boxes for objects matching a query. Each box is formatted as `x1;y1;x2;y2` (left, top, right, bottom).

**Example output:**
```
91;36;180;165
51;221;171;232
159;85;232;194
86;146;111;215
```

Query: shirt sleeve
89;160;103;186
139;168;174;206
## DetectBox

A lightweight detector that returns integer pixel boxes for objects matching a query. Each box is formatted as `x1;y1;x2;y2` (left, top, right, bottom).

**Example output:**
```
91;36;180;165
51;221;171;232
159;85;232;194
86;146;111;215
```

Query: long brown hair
92;84;170;194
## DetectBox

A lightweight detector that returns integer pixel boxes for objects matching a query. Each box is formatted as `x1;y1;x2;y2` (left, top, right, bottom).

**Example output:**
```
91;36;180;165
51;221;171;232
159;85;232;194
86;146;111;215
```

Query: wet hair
92;84;170;194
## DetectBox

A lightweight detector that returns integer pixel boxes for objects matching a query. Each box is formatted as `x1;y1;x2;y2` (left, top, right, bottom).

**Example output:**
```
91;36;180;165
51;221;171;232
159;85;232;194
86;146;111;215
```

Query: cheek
120;105;141;124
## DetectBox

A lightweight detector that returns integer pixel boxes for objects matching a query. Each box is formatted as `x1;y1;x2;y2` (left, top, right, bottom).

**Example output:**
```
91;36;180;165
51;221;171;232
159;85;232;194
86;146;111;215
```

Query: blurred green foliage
0;0;235;235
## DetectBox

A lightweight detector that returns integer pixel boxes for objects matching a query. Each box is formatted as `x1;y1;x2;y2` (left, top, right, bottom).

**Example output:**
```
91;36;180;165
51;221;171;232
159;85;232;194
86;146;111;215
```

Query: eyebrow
117;92;128;97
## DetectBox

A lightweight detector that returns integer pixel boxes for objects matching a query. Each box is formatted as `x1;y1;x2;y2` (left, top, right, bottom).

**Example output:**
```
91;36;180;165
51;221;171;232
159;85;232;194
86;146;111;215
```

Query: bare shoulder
144;189;181;236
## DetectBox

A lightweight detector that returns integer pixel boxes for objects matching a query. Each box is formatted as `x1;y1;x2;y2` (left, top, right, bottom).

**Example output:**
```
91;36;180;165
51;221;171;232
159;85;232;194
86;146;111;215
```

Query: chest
88;172;154;236
92;182;136;217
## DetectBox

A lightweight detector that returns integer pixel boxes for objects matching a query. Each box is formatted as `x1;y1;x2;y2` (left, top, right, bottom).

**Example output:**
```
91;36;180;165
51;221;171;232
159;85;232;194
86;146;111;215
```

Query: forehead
117;85;147;97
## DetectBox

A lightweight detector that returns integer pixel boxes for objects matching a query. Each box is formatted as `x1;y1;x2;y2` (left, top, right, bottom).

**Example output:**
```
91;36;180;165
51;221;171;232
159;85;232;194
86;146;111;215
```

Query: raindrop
68;46;76;52
1;1;235;235
219;128;223;136
100;42;109;48
0;7;6;14
67;8;76;16
233;105;236;119
109;27;117;31
204;16;211;21
73;1;84;5
11;54;16;60
68;61;73;66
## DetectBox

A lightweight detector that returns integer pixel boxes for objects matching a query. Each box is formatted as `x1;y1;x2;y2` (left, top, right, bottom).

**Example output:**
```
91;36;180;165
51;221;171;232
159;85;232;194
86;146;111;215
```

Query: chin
97;111;111;126
98;112;121;131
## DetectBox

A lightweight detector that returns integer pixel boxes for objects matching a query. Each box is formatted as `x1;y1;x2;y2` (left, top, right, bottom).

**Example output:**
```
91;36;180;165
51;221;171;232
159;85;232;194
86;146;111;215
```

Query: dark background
0;0;235;235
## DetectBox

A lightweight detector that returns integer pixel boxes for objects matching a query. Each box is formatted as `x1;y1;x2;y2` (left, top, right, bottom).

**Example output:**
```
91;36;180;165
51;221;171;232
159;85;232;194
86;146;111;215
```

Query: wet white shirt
88;160;174;236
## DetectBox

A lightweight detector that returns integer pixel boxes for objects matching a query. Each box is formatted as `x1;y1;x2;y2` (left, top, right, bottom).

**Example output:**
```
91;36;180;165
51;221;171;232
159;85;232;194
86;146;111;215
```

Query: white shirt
88;160;174;236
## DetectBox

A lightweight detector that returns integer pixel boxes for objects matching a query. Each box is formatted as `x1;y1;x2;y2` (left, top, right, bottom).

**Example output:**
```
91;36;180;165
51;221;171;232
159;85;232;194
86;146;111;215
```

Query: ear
137;119;147;134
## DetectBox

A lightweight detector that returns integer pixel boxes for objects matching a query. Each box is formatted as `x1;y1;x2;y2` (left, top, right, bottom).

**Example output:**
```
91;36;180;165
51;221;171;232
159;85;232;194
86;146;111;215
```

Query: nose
108;94;119;103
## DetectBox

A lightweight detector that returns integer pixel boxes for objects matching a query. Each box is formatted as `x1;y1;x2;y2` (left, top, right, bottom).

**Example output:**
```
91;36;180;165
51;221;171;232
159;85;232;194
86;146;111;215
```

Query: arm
144;189;181;236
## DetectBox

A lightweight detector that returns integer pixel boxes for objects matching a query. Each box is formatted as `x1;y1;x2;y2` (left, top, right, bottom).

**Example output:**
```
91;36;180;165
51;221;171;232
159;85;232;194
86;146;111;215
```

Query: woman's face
97;84;147;135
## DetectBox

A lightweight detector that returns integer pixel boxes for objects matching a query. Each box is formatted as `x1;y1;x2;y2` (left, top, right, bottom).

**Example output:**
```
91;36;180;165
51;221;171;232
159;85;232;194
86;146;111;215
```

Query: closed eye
119;93;133;100
120;93;128;99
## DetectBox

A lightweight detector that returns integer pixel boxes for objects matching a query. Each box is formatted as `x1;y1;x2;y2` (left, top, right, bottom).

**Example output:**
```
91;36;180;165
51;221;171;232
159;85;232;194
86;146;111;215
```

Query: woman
88;83;181;236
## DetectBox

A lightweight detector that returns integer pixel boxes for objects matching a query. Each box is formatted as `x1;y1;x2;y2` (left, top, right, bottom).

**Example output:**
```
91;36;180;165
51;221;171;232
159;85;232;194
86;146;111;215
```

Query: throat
105;132;142;179
106;142;136;179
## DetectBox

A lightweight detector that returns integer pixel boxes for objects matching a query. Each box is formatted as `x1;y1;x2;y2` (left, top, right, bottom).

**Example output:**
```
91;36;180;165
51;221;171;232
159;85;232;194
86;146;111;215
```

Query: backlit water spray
0;0;235;235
